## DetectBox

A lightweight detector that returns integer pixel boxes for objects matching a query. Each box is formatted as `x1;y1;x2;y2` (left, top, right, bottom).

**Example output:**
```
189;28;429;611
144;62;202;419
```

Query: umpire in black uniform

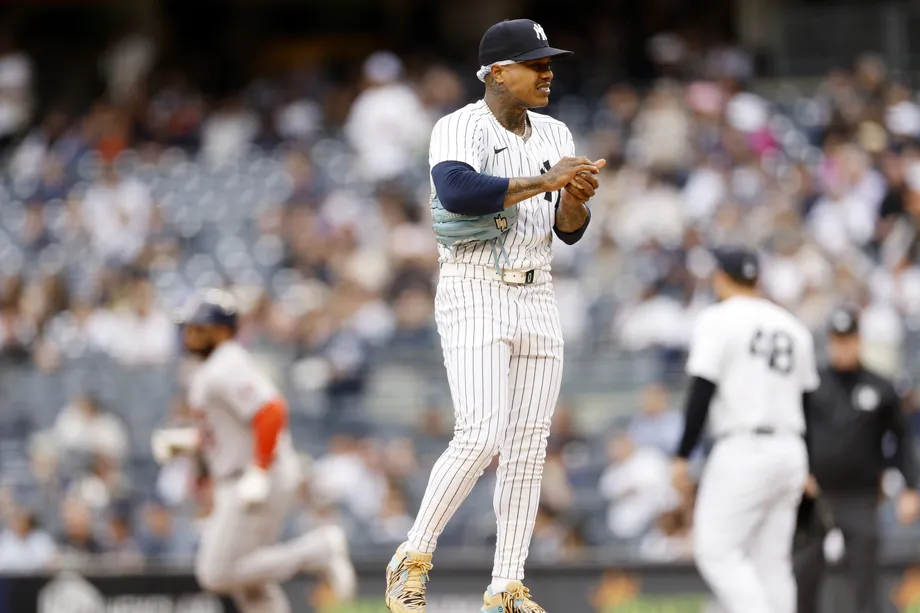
794;307;920;613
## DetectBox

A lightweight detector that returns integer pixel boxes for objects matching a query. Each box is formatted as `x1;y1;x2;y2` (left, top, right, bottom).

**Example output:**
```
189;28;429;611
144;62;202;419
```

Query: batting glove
237;465;270;507
151;427;201;465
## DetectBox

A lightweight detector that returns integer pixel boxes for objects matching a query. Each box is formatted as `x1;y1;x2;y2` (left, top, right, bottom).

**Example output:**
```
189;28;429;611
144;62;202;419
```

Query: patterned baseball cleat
385;543;433;613
481;581;546;613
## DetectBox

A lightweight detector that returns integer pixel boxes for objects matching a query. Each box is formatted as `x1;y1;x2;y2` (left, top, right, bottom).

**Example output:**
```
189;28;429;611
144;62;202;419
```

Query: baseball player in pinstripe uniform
385;19;605;613
152;289;356;613
673;250;817;613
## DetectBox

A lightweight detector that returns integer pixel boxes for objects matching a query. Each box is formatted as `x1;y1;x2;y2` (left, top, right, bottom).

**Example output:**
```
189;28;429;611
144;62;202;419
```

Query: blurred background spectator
0;506;55;572
51;394;128;462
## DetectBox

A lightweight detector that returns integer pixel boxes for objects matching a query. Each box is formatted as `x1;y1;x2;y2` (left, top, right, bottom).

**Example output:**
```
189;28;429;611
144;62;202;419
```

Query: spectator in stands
101;498;144;570
599;430;679;541
0;275;38;364
529;505;585;562
0;507;56;571
540;440;575;515
631;83;691;172
596;83;640;146
104;274;176;365
627;383;683;456
413;401;451;469
344;51;431;184
381;189;439;272
20;203;52;258
137;495;197;564
81;162;153;265
100;32;155;107
0;29;32;151
54;496;102;568
369;479;414;545
549;401;592;474
52;394;128;462
24;433;65;515
613;280;692;358
417;65;464;120
638;489;695;562
8;109;76;184
68;452;130;512
310;427;387;524
388;284;435;348
144;72;204;149
37;296;113;368
382;437;419;483
294;301;372;423
807;144;884;258
200;94;259;165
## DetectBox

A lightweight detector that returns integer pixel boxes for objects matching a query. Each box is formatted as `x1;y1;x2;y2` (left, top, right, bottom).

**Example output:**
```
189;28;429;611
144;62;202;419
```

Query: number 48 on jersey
749;328;795;374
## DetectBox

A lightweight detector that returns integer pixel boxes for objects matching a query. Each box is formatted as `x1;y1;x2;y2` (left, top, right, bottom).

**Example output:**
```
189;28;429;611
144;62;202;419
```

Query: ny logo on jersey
494;214;509;231
538;160;556;203
533;23;548;41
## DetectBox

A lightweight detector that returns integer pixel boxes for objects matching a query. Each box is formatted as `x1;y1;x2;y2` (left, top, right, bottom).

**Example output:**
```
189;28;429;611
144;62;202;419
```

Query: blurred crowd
0;27;918;572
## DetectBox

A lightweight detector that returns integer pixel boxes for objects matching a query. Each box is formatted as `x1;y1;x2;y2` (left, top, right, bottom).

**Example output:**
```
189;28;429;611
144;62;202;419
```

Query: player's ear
490;65;505;84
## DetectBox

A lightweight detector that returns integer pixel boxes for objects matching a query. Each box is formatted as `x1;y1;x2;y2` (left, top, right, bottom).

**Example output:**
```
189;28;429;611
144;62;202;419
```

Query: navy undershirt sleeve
431;161;509;216
803;392;814;469
553;204;591;245
675;376;717;459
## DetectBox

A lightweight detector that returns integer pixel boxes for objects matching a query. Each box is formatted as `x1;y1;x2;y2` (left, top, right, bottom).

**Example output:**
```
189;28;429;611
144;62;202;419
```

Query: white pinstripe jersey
429;99;576;271
687;297;819;437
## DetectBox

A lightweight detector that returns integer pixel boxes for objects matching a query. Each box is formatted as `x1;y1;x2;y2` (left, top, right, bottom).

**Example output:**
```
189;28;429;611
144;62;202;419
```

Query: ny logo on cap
742;261;757;279
533;23;547;41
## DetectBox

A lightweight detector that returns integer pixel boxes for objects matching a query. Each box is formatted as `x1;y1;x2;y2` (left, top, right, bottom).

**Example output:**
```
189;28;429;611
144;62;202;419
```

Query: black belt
217;468;244;483
721;427;803;439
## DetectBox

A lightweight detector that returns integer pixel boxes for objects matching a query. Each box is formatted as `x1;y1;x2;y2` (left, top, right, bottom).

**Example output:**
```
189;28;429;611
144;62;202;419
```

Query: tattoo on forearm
504;176;549;207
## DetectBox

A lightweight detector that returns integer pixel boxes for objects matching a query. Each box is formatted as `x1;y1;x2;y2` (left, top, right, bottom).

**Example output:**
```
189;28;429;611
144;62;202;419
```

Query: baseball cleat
481;581;546;613
322;525;357;602
385;542;433;613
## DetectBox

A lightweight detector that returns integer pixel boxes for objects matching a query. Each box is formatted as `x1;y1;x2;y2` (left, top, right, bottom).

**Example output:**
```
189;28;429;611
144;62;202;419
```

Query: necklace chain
485;100;530;140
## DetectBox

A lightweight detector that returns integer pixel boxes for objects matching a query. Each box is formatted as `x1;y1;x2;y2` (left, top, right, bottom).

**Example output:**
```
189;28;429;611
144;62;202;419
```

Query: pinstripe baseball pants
407;271;564;580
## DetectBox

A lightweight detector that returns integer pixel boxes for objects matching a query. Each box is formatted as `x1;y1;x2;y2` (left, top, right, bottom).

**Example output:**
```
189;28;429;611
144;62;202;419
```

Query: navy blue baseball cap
176;288;239;331
713;248;760;286
478;19;573;66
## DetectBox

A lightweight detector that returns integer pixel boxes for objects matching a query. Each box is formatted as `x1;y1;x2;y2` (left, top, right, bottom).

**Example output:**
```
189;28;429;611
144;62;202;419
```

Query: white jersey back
429;99;575;271
686;296;819;437
188;341;295;479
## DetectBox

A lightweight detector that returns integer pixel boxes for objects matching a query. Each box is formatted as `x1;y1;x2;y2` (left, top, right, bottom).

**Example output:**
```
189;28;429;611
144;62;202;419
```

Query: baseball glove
431;198;518;247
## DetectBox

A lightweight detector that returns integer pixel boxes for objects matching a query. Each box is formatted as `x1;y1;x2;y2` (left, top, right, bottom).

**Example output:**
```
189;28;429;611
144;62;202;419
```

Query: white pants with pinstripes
407;267;564;581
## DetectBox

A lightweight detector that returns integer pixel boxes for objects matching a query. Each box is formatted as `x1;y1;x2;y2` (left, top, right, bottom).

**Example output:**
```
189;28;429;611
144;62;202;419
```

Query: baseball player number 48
749;328;795;375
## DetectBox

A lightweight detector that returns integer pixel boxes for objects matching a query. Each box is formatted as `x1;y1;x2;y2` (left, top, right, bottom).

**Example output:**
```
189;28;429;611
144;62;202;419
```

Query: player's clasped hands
541;156;606;193
565;159;606;203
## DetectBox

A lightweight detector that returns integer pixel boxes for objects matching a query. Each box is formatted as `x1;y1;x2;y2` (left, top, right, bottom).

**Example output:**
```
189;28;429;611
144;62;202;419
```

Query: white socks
406;540;431;555
490;578;515;593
